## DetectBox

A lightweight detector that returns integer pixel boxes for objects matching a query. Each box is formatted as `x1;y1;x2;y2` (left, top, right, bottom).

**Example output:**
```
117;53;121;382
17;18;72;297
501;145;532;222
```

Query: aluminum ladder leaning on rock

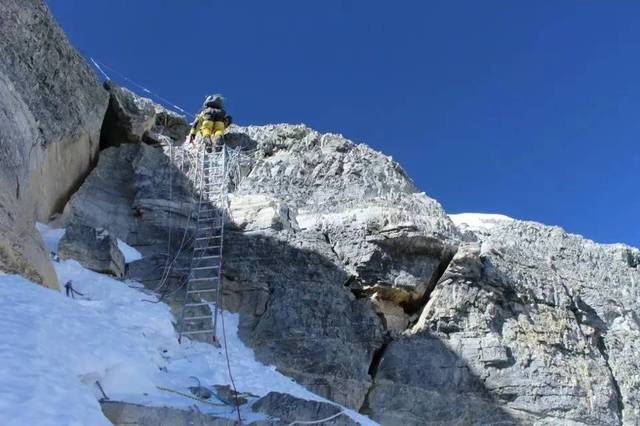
174;143;229;345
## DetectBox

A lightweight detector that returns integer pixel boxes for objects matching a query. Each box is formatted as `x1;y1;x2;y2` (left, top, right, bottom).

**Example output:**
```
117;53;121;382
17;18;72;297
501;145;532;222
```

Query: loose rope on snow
155;385;226;407
286;410;347;426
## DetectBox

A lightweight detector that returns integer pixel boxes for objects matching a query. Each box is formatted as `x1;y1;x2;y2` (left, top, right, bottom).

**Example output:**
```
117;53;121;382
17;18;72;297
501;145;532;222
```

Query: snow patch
449;213;514;233
0;224;377;425
117;239;143;263
36;222;65;253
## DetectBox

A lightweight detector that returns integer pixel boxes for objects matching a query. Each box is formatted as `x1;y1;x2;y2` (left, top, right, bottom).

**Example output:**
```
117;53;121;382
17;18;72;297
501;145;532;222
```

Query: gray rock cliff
0;0;108;288
58;224;125;277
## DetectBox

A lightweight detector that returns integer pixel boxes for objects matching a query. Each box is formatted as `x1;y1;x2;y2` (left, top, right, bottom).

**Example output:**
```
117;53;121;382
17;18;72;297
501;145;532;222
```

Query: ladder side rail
212;146;228;338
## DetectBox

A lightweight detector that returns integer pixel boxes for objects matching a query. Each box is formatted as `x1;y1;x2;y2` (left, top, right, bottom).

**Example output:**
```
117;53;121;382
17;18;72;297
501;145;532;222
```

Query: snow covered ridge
449;212;515;233
0;226;376;426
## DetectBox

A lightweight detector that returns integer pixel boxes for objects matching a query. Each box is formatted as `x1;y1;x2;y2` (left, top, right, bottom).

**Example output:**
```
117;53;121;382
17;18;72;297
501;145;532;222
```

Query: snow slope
0;225;376;426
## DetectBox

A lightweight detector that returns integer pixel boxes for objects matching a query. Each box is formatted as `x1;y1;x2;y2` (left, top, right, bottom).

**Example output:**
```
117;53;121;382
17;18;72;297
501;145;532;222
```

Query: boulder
58;224;125;277
63;143;194;255
100;401;236;426
62;142;196;292
100;81;190;148
251;392;357;426
0;0;108;288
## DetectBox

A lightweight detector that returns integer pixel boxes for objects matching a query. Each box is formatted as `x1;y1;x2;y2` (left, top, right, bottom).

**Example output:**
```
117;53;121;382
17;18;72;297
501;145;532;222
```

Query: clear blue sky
47;1;640;247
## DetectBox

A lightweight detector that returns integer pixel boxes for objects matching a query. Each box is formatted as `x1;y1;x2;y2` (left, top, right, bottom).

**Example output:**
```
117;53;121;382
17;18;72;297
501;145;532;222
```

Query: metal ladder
177;145;228;344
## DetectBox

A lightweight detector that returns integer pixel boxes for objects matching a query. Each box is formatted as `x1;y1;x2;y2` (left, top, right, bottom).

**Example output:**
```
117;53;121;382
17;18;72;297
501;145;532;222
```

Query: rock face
220;125;460;408
57;82;640;424
62;142;195;290
251;392;357;425
100;81;190;149
365;215;640;425
0;0;108;288
58;224;125;277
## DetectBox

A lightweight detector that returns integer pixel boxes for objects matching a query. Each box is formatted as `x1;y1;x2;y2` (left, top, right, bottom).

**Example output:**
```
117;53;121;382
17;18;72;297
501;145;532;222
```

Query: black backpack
202;107;226;121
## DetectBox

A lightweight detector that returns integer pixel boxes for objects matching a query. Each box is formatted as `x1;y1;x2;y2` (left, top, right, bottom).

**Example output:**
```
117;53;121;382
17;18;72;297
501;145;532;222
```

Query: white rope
286;410;347;426
155;385;225;407
90;57;110;80
89;57;194;116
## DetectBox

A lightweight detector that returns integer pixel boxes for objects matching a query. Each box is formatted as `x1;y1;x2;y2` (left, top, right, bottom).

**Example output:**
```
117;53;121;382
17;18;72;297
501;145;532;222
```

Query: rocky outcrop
100;81;190;148
365;216;640;425
251;392;357;425
219;125;461;408
223;228;384;409
0;0;108;288
62;143;195;291
224;124;459;322
100;401;236;426
58;224;125;277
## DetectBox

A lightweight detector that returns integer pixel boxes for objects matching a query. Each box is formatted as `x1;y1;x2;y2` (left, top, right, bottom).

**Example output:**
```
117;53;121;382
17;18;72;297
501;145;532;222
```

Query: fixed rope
87;56;194;116
287;411;347;426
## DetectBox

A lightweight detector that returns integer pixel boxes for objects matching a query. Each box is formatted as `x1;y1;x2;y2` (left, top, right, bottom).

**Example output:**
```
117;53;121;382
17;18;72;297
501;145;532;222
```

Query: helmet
203;94;224;109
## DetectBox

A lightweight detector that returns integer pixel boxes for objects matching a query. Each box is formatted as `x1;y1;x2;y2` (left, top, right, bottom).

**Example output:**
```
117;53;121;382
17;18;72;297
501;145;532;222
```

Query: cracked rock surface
375;216;640;425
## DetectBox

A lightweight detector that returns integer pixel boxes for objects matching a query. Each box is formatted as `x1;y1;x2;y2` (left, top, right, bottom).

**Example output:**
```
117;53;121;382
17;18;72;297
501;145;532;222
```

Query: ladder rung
187;288;218;294
193;255;221;261
194;235;223;241
196;226;223;232
184;302;210;307
183;315;213;321
193;245;222;251
189;277;219;283
180;329;215;335
191;265;220;271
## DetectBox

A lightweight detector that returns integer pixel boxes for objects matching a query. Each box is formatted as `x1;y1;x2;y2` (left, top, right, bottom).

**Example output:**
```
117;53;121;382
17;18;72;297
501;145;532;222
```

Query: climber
188;94;232;150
